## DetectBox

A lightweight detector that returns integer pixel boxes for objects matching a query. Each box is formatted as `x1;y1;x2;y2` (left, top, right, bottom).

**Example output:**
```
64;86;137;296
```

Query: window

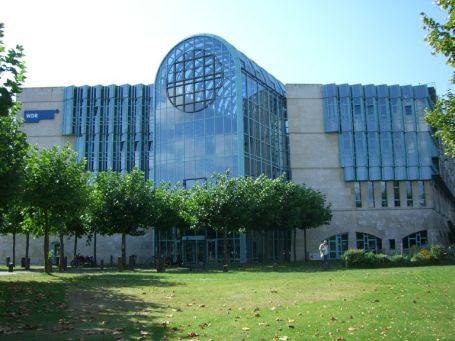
354;103;361;115
166;48;224;113
393;181;400;207
381;181;388;207
367;181;375;208
418;181;426;207
328;233;349;259
389;239;396;250
402;230;428;251
354;182;362;208
404;105;412;115
356;233;382;252
406;181;413;207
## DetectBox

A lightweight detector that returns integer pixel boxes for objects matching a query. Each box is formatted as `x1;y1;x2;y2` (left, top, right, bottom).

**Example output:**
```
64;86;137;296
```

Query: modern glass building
61;34;291;264
154;34;289;184
154;35;290;264
8;34;454;266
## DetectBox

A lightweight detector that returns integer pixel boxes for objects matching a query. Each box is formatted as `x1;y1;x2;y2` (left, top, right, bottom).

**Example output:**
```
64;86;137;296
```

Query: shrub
342;249;365;267
389;254;406;263
374;253;389;264
411;247;432;263
430;244;445;261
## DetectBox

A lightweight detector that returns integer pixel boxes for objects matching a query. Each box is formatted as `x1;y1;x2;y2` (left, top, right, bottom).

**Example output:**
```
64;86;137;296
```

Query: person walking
319;240;329;269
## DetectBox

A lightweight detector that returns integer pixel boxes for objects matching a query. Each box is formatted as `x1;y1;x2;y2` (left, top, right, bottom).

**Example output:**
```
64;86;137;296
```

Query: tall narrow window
354;182;362;208
393;181;400;207
418;181;426;207
367;181;375;208
404;105;412;115
381;181;387;207
406;181;413;207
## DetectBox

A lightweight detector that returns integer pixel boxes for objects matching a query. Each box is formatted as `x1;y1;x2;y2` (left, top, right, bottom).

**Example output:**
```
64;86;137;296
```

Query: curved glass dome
154;34;288;185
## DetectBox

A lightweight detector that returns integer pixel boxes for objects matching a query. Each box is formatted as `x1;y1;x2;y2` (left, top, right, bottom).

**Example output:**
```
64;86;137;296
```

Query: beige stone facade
287;84;455;260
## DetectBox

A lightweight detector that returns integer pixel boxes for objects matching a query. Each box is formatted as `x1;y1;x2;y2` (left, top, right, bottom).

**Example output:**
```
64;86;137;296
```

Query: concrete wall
287;83;455;260
18;87;74;148
0;231;155;267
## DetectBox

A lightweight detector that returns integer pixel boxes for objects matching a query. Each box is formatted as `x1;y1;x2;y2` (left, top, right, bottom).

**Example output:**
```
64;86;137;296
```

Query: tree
92;169;159;268
154;183;192;262
247;175;287;263
294;185;332;261
23;144;89;273
191;173;253;264
155;182;191;231
0;202;26;266
0;23;28;210
422;1;455;156
270;180;332;261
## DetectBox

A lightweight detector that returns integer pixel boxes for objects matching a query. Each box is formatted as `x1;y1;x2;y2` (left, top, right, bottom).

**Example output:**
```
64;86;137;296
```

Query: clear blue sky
1;0;452;95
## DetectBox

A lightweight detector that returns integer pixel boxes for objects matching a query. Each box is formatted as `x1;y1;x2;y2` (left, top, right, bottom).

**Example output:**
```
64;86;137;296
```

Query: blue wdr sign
24;110;57;123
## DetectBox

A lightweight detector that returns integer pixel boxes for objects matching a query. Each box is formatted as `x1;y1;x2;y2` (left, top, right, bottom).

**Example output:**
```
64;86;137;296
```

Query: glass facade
322;84;439;182
151;35;289;263
63;84;154;177
62;35;289;264
154;34;288;184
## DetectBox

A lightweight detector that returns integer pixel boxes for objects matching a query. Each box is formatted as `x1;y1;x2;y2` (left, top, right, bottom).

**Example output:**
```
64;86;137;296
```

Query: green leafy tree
0;23;28;210
0;202;26;266
154;183;192;261
92;169;159;268
191;173;253;264
23;144;89;273
246;175;286;262
294;185;332;261
422;1;455;156
155;183;191;231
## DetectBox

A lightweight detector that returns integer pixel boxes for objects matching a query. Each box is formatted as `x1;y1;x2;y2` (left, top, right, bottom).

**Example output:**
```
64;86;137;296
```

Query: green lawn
0;263;454;340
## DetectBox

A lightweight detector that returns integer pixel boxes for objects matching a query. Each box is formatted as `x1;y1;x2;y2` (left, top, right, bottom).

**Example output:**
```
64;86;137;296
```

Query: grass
0;263;454;340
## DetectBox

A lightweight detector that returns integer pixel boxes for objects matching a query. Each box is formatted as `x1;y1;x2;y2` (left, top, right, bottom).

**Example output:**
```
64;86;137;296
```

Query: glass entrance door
182;237;205;264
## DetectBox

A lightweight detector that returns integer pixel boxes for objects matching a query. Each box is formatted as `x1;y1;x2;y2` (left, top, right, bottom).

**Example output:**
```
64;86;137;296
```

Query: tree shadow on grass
0;271;186;341
146;260;347;274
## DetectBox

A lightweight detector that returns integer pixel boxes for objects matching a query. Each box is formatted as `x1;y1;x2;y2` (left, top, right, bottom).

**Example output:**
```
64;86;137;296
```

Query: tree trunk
12;232;16;266
44;209;50;274
223;229;229;265
303;228;307;261
73;232;78;261
262;229;266;264
121;232;126;267
58;232;64;272
293;228;297;262
93;232;97;266
25;232;29;260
